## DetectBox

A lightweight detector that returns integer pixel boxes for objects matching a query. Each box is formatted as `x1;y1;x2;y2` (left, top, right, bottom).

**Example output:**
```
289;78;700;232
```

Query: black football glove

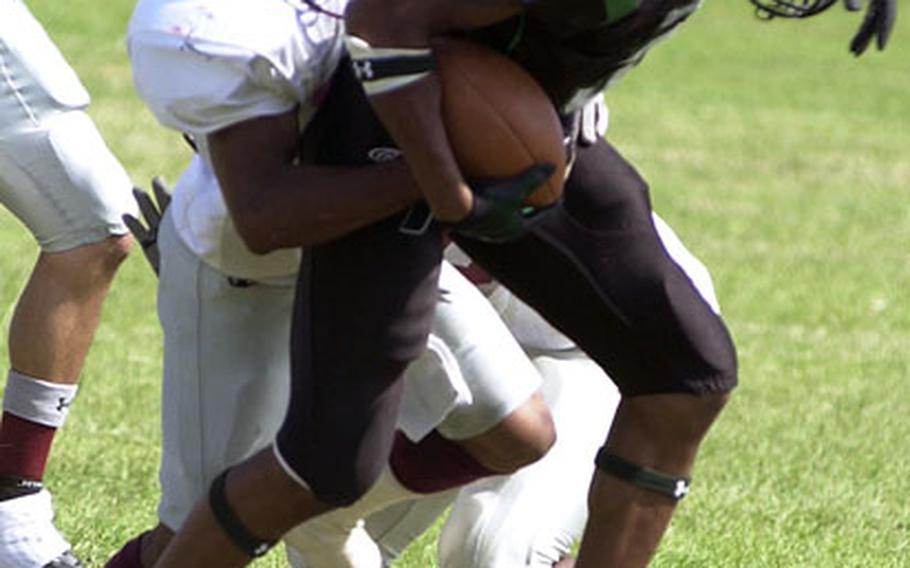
123;177;172;275
846;0;896;55
445;163;556;243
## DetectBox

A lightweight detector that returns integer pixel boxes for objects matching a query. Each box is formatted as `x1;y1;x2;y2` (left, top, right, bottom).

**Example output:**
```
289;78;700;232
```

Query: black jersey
474;0;703;111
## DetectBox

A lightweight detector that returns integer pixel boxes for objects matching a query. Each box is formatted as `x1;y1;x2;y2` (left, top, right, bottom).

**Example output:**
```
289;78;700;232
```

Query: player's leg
0;3;135;565
359;287;615;568
393;261;554;482
453;137;737;567
566;142;733;568
362;490;458;565
103;192;296;567
434;211;714;568
282;260;553;567
154;213;444;568
359;353;611;568
147;59;443;566
1;239;130;566
438;349;618;568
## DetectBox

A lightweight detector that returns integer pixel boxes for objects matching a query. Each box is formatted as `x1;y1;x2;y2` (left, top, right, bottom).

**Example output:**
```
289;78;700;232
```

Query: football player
337;1;895;566
107;182;718;568
284;213;723;568
150;0;895;567
149;2;734;567
105;178;576;567
117;1;561;566
0;2;136;567
122;2;726;566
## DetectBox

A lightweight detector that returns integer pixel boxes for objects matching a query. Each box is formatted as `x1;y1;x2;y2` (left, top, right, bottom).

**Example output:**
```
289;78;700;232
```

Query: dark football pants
278;66;737;506
277;215;443;506
455;138;738;396
277;64;445;506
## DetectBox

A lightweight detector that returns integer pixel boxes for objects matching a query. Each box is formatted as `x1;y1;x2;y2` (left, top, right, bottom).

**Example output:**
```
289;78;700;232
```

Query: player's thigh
279;215;442;505
438;351;617;568
0;3;133;251
425;262;543;441
156;212;294;529
0;111;134;252
0;0;90;113
454;139;737;397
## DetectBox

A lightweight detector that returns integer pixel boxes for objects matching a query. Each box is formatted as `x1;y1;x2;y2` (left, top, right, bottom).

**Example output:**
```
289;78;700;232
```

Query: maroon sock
389;430;497;494
104;533;145;568
0;411;57;481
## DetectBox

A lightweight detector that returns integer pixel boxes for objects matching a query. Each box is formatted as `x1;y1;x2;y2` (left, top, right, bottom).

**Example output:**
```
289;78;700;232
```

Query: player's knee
296;444;389;507
500;398;557;472
705;333;739;397
462;392;557;474
38;233;132;286
618;391;731;453
487;422;555;474
75;233;133;274
100;233;134;269
328;471;381;508
689;391;730;433
593;393;731;503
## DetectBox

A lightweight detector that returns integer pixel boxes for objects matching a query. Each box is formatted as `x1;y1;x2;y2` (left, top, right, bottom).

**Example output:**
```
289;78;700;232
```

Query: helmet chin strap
749;0;838;19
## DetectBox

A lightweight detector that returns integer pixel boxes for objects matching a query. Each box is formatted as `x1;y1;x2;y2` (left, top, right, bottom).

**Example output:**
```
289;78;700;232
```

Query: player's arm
207;107;420;254
344;0;523;223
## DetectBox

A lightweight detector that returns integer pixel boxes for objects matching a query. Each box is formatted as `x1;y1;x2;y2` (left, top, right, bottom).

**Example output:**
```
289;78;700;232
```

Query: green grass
1;1;909;566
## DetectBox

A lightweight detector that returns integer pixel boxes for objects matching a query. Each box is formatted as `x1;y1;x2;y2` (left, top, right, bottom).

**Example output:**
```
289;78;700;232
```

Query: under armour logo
352;60;374;81
367;147;402;163
16;478;42;491
673;480;690;499
57;397;72;412
253;543;270;557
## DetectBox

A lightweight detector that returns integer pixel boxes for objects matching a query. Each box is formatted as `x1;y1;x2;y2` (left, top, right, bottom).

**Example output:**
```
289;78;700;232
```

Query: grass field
1;1;908;566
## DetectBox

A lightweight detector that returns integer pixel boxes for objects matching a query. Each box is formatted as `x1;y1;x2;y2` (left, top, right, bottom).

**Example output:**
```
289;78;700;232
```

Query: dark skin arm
344;0;521;222
207;106;420;254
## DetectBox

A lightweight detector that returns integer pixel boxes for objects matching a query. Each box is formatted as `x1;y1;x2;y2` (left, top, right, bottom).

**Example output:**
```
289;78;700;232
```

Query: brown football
433;38;566;208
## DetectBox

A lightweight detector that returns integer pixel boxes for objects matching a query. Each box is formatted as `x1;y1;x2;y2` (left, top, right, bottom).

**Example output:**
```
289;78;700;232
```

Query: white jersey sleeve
127;0;345;136
127;0;347;281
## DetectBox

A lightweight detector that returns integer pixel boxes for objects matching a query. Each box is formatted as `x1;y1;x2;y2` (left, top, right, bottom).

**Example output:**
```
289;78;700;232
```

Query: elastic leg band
209;469;276;558
595;448;691;501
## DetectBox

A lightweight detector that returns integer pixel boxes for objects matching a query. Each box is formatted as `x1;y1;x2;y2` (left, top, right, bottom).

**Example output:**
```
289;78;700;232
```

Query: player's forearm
345;0;522;223
207;109;422;254
226;161;421;254
367;78;473;222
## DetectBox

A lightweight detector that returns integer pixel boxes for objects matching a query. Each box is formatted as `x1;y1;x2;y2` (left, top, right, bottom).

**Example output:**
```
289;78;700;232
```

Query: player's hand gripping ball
433;38;567;208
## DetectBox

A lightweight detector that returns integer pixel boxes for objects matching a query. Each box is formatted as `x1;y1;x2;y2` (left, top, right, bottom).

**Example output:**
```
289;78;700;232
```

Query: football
433;38;566;208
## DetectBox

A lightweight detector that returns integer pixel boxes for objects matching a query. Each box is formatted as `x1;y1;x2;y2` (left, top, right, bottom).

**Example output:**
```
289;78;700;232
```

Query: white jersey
127;0;347;280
